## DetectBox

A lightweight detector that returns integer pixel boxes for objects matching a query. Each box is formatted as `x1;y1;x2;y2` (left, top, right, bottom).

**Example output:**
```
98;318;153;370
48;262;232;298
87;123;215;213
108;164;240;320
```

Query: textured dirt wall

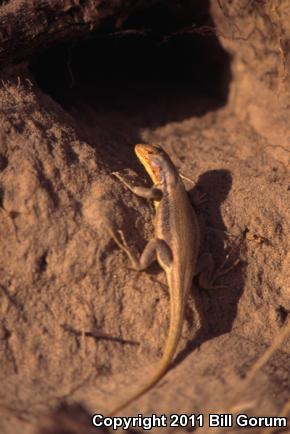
212;0;290;159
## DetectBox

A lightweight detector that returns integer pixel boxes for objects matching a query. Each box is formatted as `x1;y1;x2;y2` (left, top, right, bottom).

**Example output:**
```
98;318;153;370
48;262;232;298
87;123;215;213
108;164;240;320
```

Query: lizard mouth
134;144;162;184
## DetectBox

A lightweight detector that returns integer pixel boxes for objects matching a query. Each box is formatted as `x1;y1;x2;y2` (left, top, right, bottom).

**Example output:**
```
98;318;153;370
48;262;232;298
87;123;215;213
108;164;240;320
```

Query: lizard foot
111;171;133;190
108;228;140;269
191;190;208;207
197;250;240;290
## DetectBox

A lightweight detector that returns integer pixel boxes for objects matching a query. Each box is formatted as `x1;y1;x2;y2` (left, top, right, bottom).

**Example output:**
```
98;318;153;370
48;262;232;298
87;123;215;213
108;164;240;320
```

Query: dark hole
0;154;8;172
29;0;231;124
38;251;48;273
9;210;20;219
277;305;288;325
0;186;3;209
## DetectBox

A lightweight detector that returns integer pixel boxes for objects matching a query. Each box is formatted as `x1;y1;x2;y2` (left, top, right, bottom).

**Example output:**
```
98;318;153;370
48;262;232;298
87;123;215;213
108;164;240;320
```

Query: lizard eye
152;157;164;172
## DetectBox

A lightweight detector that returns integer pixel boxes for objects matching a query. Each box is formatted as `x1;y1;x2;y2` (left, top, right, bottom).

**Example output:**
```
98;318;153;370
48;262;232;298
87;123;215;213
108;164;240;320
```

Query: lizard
108;143;234;415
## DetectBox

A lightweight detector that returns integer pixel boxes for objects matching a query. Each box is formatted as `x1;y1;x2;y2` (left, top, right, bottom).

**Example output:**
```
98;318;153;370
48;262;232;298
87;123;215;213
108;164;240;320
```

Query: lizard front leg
112;172;162;200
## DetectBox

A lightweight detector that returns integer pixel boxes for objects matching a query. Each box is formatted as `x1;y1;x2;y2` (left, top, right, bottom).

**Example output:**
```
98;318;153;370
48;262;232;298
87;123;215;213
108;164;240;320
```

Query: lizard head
134;143;178;186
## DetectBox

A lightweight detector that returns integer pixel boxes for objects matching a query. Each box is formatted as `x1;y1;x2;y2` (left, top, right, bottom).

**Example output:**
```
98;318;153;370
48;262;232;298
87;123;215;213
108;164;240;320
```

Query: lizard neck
155;162;180;195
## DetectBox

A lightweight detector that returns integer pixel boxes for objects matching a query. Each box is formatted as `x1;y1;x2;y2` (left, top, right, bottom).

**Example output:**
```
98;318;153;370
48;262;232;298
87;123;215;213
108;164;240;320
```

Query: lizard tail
107;287;184;416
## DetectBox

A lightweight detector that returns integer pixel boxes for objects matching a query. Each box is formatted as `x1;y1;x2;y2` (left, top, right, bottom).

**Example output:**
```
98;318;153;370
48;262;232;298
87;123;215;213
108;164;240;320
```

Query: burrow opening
29;0;232;131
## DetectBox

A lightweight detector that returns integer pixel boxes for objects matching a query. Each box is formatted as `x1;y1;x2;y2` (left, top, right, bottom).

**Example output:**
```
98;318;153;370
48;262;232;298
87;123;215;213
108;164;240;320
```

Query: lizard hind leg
109;228;171;272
